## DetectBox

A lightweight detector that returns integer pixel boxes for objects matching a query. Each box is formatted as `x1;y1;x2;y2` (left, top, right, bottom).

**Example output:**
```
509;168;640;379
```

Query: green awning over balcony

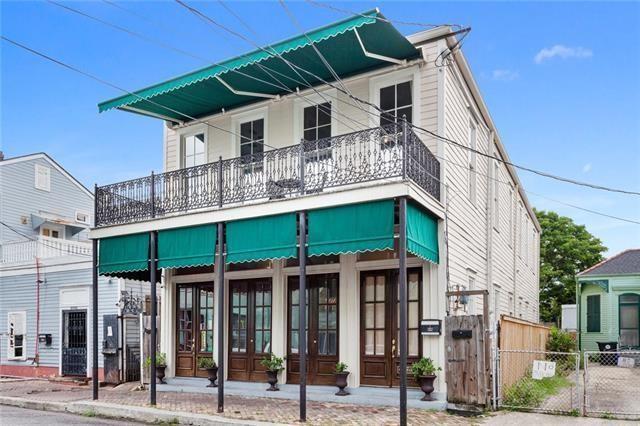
98;233;149;274
307;199;395;256
407;202;439;264
157;223;216;269
98;9;419;122
226;213;297;263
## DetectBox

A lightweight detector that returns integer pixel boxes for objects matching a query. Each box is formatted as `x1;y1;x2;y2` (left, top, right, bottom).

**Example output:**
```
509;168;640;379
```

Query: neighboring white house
91;11;540;392
0;152;150;380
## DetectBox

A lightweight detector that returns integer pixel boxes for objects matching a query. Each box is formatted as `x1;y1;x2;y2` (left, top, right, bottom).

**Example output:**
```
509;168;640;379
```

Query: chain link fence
584;351;640;419
497;350;581;415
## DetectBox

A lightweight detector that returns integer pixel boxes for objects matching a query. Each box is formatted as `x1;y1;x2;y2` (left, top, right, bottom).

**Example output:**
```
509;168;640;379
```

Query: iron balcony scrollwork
95;124;441;227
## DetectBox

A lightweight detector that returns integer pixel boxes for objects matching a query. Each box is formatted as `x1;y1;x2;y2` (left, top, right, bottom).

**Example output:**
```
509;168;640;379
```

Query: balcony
95;124;440;228
0;236;92;264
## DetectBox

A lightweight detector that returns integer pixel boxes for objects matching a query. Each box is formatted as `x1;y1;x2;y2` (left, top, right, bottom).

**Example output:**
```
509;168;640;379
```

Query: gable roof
0;152;94;199
578;249;640;277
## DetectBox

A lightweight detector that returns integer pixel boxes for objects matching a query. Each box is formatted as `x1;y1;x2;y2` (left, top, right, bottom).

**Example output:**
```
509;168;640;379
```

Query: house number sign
420;319;442;336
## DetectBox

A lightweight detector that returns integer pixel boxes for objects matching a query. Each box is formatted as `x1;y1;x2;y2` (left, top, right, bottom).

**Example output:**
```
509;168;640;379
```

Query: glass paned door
287;274;339;385
620;294;640;347
176;284;215;378
228;278;272;382
360;268;422;387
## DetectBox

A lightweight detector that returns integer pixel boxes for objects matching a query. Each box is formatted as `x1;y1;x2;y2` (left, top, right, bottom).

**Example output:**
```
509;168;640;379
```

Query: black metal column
398;196;408;426
298;210;307;422
217;222;225;413
149;230;157;406
92;238;99;400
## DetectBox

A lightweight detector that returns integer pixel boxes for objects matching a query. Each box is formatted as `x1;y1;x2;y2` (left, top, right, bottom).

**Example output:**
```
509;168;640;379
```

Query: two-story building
0;152;150;381
90;10;540;397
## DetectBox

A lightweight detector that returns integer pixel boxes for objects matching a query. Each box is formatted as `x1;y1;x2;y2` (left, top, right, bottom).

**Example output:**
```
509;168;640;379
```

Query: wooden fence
499;315;551;388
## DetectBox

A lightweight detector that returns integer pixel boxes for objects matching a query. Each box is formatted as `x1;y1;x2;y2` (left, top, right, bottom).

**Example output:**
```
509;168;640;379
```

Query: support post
149;231;157;406
398;196;408;426
217;222;225;413
298;210;307;422
92;237;99;400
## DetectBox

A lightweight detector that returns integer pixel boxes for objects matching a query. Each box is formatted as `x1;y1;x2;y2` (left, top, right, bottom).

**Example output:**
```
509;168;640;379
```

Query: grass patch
503;375;571;408
82;409;97;417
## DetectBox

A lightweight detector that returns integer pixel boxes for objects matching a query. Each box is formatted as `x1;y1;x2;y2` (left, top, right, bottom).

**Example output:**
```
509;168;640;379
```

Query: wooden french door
287;274;339;385
175;284;215;378
228;278;272;381
360;268;422;387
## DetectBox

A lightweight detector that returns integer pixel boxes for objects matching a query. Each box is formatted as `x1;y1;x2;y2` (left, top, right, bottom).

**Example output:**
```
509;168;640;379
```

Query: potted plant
411;357;441;401
145;352;167;384
198;357;218;388
260;353;285;391
334;362;350;396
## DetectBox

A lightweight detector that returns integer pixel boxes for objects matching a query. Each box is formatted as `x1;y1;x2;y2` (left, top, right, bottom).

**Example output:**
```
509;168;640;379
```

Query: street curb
0;396;285;425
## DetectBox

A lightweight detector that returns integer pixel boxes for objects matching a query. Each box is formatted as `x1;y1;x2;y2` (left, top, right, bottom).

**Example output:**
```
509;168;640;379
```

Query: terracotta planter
334;371;350;396
156;365;167;384
206;366;218;388
418;375;436;401
266;370;280;391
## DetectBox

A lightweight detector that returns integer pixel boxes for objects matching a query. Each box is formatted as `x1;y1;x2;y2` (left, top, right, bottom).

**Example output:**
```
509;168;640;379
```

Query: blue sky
2;1;639;255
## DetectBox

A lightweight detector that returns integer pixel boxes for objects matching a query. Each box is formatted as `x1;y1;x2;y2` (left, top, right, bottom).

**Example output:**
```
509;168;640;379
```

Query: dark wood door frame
360;268;422;387
227;278;272;382
175;283;215;378
287;273;339;386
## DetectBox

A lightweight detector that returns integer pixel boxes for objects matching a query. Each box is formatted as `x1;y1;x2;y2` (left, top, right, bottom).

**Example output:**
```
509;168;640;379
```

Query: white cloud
534;45;593;64
492;69;519;81
582;163;592;173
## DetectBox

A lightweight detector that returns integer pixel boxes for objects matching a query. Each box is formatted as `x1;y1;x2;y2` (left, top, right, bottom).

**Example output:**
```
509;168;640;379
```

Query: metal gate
497;350;580;415
61;310;87;376
584;351;640;419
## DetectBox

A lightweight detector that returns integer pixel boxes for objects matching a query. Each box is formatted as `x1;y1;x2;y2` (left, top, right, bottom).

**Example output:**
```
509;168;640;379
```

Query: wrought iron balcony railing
95;124;440;227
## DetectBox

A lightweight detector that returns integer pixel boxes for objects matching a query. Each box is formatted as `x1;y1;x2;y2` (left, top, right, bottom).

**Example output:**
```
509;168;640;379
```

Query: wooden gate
445;315;490;408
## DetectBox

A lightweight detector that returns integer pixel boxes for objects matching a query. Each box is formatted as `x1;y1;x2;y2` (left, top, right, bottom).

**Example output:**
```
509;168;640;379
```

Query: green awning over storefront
157;223;216;269
97;9;419;122
407;202;439;264
308;199;395;256
98;233;149;274
226;213;297;263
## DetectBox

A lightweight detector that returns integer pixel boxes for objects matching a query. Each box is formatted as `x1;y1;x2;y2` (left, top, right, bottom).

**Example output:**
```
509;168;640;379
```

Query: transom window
379;81;412;127
183;133;205;168
240;119;264;171
302;103;332;163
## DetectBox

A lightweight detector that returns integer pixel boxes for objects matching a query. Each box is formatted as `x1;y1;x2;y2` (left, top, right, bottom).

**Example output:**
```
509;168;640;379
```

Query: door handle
391;338;396;358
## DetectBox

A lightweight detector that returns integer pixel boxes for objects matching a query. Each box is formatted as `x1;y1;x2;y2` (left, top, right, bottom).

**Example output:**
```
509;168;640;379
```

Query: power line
172;2;639;197
303;0;464;30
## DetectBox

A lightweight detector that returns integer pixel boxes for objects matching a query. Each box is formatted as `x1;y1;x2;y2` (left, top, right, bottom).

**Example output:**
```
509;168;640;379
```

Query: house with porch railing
89;9;540;420
0;152;150;382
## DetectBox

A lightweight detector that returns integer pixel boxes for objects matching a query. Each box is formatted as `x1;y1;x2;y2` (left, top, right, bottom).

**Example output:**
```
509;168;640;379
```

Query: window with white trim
35;164;51;192
240;118;264;173
468;119;477;203
182;133;205;168
508;186;514;247
75;211;90;225
493;160;500;230
379;80;412;127
302;103;332;162
7;311;27;360
518;202;524;258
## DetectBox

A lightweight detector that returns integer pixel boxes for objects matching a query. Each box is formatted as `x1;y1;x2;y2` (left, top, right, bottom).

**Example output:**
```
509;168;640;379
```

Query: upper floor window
182;133;205;168
240;118;264;172
35;164;51;192
493;160;500;230
468;119;477;203
41;225;62;239
379;81;412;127
508;186;514;247
303;103;332;162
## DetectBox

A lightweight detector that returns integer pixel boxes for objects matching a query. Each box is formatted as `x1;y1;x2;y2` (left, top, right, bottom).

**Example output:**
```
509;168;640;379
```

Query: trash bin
596;341;618;365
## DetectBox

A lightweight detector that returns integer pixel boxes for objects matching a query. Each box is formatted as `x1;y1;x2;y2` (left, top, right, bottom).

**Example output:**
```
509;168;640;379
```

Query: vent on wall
35;164;51;192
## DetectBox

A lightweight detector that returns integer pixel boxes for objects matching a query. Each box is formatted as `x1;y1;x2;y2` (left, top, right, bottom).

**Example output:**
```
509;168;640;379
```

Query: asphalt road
0;406;145;425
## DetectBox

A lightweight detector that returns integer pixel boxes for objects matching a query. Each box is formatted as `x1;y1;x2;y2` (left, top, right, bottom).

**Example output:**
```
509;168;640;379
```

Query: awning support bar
354;27;406;65
215;76;279;99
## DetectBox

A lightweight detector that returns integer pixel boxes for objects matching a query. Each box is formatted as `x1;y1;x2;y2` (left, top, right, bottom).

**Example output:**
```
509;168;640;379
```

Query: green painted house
577;249;640;351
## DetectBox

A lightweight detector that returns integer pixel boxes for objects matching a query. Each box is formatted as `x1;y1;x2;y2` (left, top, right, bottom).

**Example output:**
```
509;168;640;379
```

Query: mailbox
38;334;52;346
420;319;442;336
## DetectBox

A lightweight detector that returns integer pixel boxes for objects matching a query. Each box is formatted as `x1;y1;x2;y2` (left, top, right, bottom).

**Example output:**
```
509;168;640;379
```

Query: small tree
535;209;606;323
